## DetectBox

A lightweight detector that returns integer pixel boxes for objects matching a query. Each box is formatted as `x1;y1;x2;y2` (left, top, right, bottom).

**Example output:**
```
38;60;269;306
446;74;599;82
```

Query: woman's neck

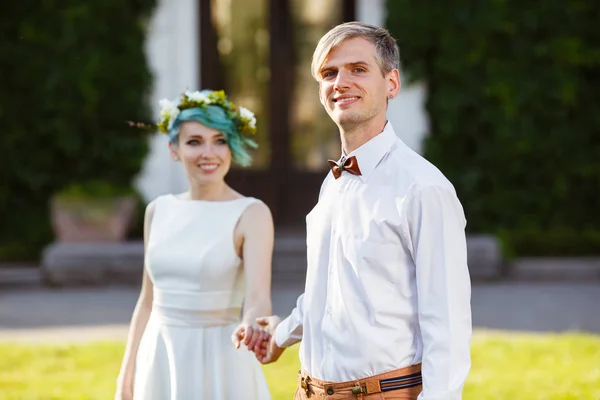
187;181;232;201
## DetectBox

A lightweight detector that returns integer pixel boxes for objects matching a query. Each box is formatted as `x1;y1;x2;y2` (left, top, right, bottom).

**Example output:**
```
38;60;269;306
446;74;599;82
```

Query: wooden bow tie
327;156;362;179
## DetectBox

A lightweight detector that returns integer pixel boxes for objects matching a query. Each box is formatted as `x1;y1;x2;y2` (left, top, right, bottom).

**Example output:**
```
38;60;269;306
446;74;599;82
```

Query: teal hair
168;98;257;167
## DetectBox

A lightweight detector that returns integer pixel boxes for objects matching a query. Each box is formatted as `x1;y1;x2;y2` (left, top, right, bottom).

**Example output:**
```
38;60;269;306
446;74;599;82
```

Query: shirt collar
340;121;398;182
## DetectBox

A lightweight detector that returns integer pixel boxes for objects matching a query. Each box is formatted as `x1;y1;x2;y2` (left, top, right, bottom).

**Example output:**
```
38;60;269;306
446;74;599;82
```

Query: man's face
317;37;397;129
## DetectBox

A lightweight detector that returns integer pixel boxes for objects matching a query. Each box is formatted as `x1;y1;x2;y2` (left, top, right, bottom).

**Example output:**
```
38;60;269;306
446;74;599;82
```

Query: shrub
387;1;600;256
0;1;157;261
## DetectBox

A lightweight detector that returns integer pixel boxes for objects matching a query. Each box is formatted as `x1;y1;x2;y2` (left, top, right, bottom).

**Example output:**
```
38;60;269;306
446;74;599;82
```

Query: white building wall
136;0;430;202
135;0;199;202
356;0;430;154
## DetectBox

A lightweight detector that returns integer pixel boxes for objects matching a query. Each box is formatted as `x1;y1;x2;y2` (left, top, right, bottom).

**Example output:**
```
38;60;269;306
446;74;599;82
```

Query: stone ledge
0;264;42;288
466;234;504;281
509;257;600;281
39;234;504;286
41;242;144;287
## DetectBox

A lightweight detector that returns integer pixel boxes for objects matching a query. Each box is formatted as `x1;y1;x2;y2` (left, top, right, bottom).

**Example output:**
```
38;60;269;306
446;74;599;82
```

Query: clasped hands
231;315;284;364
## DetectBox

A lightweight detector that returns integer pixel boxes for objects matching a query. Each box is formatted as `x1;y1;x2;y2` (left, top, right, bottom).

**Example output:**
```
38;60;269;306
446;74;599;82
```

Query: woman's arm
231;201;274;351
115;201;156;395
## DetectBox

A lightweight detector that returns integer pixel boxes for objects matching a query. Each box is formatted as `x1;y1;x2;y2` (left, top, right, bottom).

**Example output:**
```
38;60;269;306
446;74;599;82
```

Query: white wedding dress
133;194;272;399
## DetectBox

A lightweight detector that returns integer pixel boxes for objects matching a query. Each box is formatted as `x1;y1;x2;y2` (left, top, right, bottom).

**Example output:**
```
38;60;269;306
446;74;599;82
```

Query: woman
115;89;273;399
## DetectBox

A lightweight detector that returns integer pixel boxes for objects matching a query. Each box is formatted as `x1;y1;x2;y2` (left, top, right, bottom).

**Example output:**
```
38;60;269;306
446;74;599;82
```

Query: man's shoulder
386;143;456;194
386;147;466;224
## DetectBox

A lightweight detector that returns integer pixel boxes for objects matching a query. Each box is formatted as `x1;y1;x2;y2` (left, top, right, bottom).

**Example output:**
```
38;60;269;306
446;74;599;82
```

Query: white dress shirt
274;122;472;399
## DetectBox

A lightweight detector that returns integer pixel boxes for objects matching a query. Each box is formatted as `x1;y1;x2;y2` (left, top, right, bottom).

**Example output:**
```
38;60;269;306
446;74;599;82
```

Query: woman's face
169;121;232;185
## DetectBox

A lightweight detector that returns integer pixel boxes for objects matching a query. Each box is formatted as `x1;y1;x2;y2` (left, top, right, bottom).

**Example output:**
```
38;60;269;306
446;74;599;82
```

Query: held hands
254;315;285;364
231;316;285;364
231;321;271;355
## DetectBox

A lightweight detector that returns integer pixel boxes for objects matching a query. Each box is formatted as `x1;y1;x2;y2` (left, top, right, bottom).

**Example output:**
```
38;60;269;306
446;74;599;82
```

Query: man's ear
387;69;401;98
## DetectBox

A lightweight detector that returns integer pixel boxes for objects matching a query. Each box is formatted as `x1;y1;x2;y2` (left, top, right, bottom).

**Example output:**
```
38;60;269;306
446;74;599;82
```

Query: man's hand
255;315;285;364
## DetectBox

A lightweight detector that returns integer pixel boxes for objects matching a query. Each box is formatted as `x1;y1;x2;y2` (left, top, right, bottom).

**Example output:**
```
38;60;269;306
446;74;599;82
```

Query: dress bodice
146;194;259;313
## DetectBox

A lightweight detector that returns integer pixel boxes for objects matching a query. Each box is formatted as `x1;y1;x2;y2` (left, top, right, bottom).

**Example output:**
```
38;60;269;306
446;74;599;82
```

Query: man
256;22;472;399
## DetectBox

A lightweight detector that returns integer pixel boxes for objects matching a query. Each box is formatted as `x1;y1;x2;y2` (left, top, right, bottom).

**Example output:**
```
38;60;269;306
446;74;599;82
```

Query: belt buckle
351;384;366;396
300;375;313;398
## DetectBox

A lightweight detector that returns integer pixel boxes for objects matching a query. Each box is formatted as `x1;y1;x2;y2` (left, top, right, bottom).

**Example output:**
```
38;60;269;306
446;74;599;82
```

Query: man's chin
334;111;364;127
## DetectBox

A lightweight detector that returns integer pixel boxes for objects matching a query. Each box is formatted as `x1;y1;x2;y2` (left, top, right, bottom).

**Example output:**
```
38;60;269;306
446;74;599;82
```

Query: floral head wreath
157;89;258;166
157;90;257;137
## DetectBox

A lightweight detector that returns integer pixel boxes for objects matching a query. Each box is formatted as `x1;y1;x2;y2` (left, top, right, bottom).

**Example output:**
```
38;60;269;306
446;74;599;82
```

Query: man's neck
339;117;388;155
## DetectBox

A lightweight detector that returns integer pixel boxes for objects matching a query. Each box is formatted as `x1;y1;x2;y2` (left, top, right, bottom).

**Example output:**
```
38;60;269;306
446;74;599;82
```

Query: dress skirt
133;305;271;400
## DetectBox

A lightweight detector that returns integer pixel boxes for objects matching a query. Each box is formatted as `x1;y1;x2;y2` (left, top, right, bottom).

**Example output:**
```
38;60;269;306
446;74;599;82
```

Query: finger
259;340;269;360
253;347;264;361
246;327;261;350
257;347;269;363
255;317;270;327
262;330;272;347
259;337;273;362
243;326;254;346
253;343;263;359
253;342;265;361
260;331;271;352
247;329;259;352
231;326;245;349
252;329;269;353
251;332;266;356
260;349;272;364
251;328;267;351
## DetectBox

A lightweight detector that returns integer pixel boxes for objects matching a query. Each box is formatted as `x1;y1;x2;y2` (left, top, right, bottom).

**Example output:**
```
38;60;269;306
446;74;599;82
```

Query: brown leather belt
298;364;422;398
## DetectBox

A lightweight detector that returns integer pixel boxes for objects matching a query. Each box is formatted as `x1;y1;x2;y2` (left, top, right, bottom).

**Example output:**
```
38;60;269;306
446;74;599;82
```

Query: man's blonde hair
311;22;400;81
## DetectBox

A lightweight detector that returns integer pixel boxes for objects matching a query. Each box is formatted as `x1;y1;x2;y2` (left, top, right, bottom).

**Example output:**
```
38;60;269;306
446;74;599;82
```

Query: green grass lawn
0;331;599;399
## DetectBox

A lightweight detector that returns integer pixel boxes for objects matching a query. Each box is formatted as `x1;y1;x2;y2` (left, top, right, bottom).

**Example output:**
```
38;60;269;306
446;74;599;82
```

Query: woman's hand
231;322;271;354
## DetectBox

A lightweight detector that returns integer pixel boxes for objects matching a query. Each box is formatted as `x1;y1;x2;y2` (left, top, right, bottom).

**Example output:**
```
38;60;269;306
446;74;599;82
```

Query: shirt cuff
274;315;302;348
274;323;288;348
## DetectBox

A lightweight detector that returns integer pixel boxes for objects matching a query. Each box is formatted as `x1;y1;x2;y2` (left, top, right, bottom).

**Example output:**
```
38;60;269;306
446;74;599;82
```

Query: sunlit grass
0;331;599;399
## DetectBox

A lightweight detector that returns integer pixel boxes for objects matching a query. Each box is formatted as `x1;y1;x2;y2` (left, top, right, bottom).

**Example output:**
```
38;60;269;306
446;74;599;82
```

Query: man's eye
216;139;228;145
187;140;200;145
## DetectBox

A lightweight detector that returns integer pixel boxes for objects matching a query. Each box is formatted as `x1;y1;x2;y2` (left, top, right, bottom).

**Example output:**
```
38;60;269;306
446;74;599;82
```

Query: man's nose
333;70;351;91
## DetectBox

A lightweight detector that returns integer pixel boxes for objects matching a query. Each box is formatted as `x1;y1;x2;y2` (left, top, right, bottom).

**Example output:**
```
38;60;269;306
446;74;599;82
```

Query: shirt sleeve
405;185;472;400
274;293;305;348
